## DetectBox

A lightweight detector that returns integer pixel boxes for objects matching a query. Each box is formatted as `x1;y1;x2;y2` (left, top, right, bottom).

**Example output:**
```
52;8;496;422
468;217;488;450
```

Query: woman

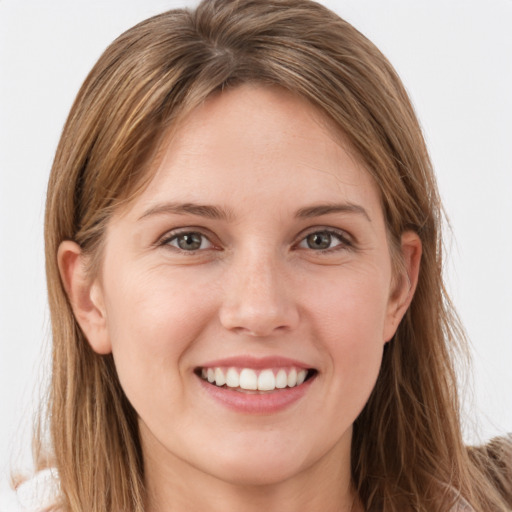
10;0;512;510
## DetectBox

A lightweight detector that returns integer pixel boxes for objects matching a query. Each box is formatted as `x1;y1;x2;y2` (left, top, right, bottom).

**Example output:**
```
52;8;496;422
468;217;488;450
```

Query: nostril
218;271;300;336
234;324;290;337
219;304;299;338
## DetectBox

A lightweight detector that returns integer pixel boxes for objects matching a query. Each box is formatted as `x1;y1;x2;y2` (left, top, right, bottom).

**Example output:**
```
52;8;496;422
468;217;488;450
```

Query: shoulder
0;468;60;512
449;499;474;512
439;481;475;512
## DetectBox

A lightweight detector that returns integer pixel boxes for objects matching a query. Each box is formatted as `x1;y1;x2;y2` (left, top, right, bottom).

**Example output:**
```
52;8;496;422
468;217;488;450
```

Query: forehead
119;84;383;222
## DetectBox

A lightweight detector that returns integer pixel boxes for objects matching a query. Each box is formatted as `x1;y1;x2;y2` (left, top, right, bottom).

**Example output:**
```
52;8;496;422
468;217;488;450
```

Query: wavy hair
41;0;511;510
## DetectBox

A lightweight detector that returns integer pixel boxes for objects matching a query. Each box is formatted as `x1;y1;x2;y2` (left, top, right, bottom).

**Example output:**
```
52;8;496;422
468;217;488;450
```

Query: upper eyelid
295;226;353;244
156;225;354;249
156;230;218;255
157;227;215;244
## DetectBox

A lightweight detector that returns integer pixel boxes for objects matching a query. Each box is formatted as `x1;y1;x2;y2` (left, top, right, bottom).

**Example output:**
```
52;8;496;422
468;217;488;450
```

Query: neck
142;427;358;512
145;468;357;512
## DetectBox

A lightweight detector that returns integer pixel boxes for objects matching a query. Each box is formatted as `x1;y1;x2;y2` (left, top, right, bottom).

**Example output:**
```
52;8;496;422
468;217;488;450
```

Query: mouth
195;366;317;393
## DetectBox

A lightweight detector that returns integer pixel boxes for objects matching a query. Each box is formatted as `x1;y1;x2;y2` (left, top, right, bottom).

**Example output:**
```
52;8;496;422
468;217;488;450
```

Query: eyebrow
295;203;371;222
138;201;370;222
138;202;235;222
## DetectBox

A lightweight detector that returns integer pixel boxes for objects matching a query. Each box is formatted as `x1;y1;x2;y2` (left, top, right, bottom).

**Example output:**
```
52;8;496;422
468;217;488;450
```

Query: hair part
41;1;512;511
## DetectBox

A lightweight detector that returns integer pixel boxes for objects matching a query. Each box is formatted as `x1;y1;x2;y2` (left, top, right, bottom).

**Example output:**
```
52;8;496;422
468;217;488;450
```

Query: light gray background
1;0;511;486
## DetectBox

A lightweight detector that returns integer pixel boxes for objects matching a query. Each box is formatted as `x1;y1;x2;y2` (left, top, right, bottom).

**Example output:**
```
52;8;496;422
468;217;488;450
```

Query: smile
198;366;313;392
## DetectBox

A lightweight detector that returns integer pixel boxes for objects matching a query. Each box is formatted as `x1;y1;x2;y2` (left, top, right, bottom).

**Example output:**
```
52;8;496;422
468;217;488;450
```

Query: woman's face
70;85;418;488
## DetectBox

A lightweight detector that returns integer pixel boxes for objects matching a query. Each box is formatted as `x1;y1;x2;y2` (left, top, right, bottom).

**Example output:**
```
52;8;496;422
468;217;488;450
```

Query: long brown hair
41;0;511;510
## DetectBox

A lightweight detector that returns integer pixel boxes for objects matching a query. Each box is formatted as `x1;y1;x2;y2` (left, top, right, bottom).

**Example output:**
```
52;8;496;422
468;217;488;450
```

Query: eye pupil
177;233;202;250
307;232;331;250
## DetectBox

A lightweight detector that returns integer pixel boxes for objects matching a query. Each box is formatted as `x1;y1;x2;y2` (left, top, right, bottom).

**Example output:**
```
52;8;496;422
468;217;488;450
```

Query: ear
57;241;112;354
382;231;422;342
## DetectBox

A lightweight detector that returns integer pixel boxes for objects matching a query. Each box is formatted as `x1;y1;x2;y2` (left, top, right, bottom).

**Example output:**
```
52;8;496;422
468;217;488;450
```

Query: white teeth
257;369;275;391
239;369;258;390
225;367;239;388
214;367;226;386
201;366;312;391
275;369;288;389
287;368;297;387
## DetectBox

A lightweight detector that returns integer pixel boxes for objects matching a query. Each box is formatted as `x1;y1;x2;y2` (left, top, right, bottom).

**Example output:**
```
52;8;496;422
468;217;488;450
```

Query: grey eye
306;232;333;250
298;230;345;251
169;232;211;251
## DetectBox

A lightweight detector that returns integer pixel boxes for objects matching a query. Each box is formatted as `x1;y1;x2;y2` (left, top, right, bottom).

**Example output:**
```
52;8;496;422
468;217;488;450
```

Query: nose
218;250;300;337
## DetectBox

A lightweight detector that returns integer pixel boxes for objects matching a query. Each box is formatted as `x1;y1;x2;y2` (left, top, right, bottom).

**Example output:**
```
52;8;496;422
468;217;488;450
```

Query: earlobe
57;241;112;354
383;231;422;342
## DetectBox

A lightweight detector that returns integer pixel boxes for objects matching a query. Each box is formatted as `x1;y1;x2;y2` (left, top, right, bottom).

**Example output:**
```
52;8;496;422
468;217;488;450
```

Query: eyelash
158;229;216;253
297;229;353;253
157;227;353;255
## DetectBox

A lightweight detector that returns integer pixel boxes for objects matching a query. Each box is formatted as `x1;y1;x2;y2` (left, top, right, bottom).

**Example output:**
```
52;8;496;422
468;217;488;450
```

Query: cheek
308;265;390;342
304;267;390;396
102;266;217;399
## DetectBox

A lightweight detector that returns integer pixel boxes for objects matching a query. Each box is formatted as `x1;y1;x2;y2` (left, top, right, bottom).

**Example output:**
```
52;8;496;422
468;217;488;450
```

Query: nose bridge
219;244;298;336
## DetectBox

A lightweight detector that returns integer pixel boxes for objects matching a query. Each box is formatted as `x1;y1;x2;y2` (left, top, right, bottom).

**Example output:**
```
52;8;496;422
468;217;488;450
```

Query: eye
298;230;349;251
164;231;213;251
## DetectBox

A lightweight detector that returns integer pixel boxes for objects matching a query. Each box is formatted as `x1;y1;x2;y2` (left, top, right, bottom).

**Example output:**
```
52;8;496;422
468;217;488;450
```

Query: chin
209;454;306;487
216;433;325;486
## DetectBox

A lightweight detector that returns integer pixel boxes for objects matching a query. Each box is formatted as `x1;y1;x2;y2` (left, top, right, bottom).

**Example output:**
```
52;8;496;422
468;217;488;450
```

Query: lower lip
197;374;315;414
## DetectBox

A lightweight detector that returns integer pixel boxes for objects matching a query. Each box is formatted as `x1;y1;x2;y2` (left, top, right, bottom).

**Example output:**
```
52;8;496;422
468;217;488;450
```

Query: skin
59;84;421;512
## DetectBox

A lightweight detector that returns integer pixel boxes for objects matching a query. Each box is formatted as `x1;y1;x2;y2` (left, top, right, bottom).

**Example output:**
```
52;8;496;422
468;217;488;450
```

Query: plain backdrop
1;0;511;486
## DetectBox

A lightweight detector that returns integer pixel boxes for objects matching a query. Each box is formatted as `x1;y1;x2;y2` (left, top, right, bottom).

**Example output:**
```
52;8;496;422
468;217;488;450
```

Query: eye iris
307;232;331;250
177;233;202;250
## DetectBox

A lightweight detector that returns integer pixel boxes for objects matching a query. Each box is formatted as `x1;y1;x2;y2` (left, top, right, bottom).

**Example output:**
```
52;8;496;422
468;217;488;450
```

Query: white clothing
0;469;59;512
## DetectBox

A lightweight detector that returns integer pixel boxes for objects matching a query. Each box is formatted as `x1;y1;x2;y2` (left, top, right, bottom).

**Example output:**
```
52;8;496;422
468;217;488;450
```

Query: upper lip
197;355;313;370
